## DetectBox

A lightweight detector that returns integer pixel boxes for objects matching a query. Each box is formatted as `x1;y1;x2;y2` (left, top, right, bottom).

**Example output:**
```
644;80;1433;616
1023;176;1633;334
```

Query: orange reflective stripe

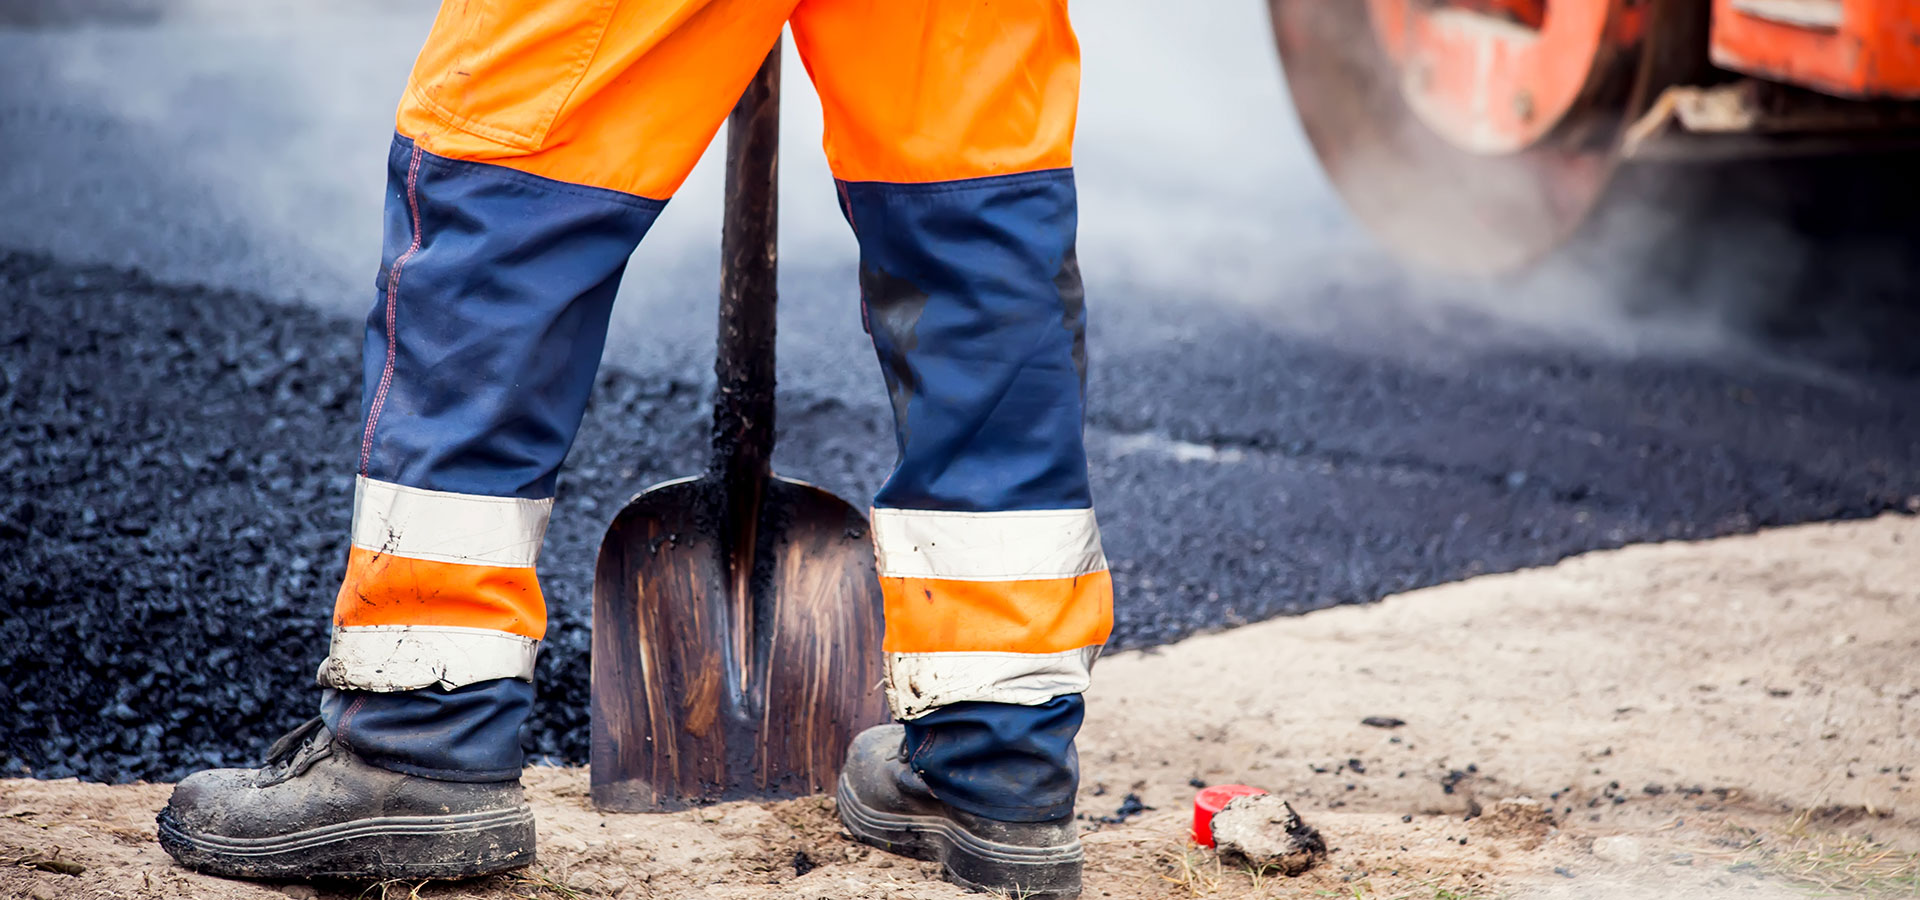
792;0;1080;182
396;0;792;199
334;546;547;640
881;571;1112;655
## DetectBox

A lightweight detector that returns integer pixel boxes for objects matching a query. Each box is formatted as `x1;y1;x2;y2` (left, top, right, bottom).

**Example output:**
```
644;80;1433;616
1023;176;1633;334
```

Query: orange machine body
1364;0;1646;154
1711;0;1920;99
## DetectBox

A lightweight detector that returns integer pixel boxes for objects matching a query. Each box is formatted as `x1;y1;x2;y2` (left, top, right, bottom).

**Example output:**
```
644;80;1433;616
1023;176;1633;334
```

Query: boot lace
260;717;334;784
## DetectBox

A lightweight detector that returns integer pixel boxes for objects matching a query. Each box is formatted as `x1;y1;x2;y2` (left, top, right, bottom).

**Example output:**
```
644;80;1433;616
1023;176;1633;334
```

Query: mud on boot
836;724;1083;899
157;718;535;881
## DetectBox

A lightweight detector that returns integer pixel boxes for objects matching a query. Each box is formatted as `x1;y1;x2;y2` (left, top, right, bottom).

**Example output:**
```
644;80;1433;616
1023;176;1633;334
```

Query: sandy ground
4;515;1917;900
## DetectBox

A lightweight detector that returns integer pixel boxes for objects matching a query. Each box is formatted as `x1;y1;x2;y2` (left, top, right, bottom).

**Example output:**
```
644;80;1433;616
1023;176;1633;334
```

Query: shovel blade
589;475;888;812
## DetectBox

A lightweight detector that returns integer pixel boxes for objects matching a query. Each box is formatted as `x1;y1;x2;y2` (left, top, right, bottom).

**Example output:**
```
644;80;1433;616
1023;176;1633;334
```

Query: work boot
837;724;1083;899
157;717;535;881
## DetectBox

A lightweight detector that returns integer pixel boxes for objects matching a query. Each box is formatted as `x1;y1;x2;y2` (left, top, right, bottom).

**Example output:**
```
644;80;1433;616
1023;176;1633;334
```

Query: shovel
589;42;888;812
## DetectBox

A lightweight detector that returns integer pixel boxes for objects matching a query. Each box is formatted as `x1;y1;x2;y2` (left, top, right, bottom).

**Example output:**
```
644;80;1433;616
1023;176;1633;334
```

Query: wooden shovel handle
712;40;781;489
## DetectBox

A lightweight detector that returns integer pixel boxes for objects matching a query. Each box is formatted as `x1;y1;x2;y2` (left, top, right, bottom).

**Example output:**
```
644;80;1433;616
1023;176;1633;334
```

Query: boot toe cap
846;724;906;766
164;767;263;836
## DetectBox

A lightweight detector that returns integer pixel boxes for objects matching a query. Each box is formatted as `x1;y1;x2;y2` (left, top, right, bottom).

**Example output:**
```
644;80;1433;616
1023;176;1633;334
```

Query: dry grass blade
355;879;429;900
507;868;600;899
1158;841;1224;896
1732;816;1920;899
4;848;85;876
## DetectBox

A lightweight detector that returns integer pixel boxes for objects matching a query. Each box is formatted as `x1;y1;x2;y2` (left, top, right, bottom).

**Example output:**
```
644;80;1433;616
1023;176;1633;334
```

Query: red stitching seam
909;726;936;775
336;694;367;750
837;180;857;235
360;144;426;475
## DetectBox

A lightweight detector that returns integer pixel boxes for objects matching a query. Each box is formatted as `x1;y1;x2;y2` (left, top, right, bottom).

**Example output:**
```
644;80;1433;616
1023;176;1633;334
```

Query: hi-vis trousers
318;0;1110;821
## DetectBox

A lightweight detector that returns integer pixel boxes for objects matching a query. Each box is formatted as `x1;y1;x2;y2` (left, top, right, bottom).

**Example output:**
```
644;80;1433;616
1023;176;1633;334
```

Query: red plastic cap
1192;784;1268;847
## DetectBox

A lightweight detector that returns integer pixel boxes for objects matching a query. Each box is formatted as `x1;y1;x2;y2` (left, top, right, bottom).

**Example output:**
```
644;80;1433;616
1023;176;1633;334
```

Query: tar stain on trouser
861;264;929;447
1054;248;1087;393
862;251;1088;445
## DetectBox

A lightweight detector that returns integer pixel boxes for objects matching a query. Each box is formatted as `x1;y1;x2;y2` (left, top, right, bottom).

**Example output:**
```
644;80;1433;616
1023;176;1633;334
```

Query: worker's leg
159;0;794;880
793;3;1101;896
329;0;807;787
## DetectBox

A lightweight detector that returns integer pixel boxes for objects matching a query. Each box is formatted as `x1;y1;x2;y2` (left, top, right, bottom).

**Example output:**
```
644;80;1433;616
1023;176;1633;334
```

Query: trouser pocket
407;0;619;151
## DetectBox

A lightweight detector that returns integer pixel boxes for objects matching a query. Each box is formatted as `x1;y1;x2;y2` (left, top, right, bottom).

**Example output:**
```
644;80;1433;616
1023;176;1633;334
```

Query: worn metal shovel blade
589;474;888;812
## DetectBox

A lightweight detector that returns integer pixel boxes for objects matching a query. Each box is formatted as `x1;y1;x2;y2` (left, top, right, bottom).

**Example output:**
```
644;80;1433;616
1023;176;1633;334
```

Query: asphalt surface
6;2;1920;783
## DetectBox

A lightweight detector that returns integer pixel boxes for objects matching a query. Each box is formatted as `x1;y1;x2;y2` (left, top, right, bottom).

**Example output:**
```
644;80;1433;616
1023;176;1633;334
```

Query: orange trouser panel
335;546;547;640
394;0;1077;198
790;0;1078;182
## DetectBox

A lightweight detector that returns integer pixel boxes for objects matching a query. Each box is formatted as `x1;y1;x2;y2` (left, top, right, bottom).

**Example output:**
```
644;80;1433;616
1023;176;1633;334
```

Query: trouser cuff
904;695;1083;823
319;678;532;782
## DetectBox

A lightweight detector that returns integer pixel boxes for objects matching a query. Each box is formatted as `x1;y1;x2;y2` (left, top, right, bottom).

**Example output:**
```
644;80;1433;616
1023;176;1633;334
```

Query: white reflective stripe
870;508;1107;581
351;476;552;568
884;646;1101;720
316;625;539;692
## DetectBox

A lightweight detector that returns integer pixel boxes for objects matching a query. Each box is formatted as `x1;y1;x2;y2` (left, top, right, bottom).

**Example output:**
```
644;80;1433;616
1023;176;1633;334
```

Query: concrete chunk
1209;794;1327;876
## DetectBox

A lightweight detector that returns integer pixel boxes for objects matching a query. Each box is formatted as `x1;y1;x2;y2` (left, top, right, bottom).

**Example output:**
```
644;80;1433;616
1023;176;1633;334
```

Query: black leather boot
157;718;535;880
837;724;1082;899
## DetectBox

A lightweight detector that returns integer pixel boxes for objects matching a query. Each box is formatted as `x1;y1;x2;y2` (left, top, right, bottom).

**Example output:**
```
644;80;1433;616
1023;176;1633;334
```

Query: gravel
0;251;713;781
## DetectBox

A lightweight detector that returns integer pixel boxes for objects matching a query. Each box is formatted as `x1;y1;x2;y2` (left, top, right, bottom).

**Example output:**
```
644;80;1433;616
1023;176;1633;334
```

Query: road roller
1269;0;1920;273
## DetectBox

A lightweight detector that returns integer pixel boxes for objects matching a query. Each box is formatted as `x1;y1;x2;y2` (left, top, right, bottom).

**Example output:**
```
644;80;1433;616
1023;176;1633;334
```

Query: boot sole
156;804;535;881
836;775;1083;899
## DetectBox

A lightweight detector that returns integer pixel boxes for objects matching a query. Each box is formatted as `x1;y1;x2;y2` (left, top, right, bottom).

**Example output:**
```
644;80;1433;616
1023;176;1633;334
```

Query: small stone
1209;795;1327;876
1592;835;1644;864
281;886;318;900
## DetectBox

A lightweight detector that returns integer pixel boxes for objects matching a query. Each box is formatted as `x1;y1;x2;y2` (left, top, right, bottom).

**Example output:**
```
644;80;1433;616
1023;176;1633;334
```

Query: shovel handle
712;40;781;488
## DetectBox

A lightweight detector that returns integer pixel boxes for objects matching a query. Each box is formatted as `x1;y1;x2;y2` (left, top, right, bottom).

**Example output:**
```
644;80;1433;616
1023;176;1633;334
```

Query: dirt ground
5;514;1917;900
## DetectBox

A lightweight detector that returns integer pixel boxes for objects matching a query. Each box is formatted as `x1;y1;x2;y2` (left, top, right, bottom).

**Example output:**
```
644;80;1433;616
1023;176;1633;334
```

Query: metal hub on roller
1270;0;1661;273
